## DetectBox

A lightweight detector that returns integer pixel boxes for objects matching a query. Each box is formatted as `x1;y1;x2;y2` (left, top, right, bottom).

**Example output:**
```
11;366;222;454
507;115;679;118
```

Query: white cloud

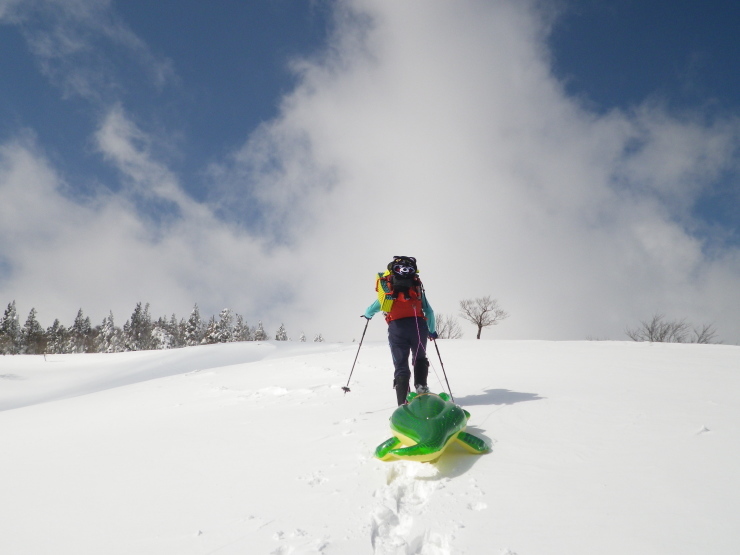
0;125;297;334
1;0;738;344
616;106;739;212
208;0;740;343
1;0;174;101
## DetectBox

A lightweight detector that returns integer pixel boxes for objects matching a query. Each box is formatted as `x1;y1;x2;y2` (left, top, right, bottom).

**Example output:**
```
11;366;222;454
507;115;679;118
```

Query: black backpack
379;256;421;303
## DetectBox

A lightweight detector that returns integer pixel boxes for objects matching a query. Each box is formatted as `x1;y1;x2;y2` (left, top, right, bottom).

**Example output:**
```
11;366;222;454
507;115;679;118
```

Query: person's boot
394;378;410;406
413;357;429;392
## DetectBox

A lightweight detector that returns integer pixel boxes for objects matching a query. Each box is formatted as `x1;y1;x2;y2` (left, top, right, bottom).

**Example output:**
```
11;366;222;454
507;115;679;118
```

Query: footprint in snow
370;462;452;554
272;528;330;553
300;471;328;487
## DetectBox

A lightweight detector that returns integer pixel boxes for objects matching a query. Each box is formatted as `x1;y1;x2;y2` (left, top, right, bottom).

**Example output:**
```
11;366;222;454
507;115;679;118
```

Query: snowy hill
1;340;739;554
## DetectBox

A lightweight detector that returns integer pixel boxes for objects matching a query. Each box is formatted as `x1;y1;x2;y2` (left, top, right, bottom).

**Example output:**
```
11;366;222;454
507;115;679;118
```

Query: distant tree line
0;301;322;355
625;313;720;344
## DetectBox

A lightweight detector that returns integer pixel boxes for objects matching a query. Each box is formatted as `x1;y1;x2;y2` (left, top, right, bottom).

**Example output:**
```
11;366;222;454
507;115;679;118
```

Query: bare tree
435;313;463;339
625;314;720;344
693;323;719;344
459;296;509;339
625;314;688;342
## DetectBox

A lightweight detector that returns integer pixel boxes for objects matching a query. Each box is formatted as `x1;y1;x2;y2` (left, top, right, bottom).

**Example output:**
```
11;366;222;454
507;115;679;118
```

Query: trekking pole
342;317;370;394
432;338;454;403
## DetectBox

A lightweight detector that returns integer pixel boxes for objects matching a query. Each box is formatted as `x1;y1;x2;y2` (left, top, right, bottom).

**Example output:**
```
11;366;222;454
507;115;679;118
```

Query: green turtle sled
374;391;491;462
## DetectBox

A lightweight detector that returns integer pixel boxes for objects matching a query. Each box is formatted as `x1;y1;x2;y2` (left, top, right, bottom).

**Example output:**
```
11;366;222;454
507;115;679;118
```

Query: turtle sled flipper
375;437;402;460
456;431;491;454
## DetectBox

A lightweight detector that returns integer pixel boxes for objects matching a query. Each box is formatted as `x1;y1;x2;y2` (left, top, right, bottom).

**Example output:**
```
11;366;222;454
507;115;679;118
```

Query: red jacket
385;287;426;323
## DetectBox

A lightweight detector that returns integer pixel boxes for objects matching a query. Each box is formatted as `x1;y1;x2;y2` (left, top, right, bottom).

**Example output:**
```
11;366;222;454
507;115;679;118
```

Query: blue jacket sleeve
422;294;436;334
364;299;381;319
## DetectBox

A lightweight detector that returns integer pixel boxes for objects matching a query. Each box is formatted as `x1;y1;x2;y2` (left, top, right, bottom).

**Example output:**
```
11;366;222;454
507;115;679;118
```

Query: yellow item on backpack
376;271;394;312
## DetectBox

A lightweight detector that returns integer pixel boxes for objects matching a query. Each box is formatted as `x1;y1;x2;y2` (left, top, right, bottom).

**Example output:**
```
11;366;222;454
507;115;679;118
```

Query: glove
429;332;438;340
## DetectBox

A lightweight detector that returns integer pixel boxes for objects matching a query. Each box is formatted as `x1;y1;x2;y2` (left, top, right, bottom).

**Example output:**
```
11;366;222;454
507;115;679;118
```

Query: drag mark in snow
370;461;451;555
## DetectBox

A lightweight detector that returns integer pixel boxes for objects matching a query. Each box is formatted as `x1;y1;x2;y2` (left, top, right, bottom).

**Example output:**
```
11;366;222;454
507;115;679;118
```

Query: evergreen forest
0;301;316;355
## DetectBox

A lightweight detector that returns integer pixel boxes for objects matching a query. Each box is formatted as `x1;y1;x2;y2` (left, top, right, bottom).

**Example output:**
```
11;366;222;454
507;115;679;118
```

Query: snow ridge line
370;461;451;555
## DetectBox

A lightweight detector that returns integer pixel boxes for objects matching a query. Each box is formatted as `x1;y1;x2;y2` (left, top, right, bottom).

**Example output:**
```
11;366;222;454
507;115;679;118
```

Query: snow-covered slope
1;340;739;554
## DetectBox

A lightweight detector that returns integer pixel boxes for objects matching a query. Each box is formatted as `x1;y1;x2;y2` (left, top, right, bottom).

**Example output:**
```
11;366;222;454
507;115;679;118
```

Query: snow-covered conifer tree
202;315;218;344
214;308;234;343
96;311;123;353
299;332;306;342
185;304;204;346
254;321;268;341
232;314;253;342
167;314;184;348
125;302;153;351
21;308;46;354
313;333;324;343
0;301;21;354
67;308;92;353
45;319;67;354
275;323;288;341
151;316;175;350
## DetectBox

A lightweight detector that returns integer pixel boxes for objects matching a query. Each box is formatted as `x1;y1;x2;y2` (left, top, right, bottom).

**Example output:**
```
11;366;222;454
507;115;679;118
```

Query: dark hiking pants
388;317;429;403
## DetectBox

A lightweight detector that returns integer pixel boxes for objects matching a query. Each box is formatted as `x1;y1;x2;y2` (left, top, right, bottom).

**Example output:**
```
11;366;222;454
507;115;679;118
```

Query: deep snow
1;339;739;554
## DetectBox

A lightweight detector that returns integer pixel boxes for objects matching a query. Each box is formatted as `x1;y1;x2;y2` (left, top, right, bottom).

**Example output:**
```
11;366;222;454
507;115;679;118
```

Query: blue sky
550;0;739;242
1;0;738;343
0;1;331;200
552;1;738;112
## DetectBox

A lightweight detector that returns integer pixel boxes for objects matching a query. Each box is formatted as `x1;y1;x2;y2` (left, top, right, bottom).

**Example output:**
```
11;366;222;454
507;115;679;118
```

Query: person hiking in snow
363;256;437;406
